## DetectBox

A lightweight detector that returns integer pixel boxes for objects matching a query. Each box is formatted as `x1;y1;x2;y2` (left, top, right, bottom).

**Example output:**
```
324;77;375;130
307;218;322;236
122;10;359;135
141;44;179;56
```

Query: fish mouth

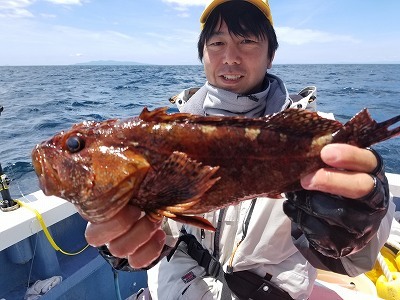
31;145;60;196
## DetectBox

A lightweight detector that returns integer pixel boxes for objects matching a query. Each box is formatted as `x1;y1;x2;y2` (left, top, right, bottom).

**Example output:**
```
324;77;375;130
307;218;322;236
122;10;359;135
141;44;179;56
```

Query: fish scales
32;107;400;230
112;113;326;209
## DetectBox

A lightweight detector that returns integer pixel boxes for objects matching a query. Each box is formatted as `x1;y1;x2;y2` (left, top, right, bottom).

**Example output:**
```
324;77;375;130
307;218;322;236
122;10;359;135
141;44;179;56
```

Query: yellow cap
200;0;273;29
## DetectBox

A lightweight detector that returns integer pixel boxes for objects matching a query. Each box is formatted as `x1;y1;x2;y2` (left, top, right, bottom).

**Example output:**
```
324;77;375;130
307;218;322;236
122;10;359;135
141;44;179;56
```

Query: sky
1;0;400;66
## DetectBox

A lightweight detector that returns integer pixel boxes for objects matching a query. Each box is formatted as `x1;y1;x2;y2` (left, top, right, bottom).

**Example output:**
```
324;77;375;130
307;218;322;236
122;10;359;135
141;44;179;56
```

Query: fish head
31;119;150;223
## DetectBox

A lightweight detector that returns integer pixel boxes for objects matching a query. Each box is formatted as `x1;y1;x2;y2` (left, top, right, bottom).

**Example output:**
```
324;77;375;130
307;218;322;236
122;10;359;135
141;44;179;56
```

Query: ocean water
0;64;399;198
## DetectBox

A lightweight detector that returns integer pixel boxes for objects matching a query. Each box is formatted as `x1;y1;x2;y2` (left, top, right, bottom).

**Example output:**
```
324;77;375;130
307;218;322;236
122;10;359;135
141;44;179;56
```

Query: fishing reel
0;163;19;212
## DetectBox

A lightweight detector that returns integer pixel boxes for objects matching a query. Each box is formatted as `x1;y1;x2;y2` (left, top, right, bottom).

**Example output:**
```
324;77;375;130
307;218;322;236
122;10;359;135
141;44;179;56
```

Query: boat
0;161;148;299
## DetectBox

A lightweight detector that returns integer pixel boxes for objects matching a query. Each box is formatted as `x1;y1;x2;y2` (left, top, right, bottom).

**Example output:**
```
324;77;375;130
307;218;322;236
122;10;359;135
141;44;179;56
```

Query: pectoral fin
147;211;215;232
136;151;219;228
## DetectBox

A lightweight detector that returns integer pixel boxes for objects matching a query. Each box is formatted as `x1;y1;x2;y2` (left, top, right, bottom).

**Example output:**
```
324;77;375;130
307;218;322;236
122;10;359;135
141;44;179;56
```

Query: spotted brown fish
31;108;400;230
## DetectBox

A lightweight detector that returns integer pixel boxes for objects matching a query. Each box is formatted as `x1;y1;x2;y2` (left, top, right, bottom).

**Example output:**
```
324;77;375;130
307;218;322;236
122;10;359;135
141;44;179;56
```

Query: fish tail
333;109;400;147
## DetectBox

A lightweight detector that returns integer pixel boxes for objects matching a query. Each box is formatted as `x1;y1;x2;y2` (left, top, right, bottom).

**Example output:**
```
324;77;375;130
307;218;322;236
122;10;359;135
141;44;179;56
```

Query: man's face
202;20;273;95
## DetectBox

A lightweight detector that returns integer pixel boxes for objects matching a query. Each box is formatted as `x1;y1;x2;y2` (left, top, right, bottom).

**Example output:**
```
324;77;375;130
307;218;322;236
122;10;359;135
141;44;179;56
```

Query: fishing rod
0;105;19;212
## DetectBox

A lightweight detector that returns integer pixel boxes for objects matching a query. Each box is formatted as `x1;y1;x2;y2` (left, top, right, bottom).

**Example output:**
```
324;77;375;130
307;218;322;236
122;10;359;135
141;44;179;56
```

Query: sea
0;64;399;198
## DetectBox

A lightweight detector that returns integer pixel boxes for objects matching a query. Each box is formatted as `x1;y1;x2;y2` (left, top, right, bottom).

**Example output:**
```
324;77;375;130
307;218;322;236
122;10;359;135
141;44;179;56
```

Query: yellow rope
16;199;89;256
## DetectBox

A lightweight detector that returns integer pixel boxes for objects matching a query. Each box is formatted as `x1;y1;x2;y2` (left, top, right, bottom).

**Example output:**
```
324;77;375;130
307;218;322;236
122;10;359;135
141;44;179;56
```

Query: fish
31;107;400;231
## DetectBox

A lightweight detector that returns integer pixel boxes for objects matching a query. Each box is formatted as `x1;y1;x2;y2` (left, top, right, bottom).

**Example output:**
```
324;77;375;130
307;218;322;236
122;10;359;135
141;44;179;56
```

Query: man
86;1;394;299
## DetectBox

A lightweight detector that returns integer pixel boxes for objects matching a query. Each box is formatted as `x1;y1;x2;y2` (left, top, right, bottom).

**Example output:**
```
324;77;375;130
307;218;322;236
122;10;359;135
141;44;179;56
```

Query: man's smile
221;74;243;80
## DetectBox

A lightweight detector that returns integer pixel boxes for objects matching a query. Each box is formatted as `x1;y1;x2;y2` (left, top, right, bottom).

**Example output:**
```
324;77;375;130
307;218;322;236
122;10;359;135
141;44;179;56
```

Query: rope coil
379;233;400;282
378;252;394;282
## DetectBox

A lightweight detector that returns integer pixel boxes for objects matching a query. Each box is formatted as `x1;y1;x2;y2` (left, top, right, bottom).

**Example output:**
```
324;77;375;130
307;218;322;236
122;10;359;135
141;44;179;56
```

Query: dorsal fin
139;107;343;137
264;109;343;137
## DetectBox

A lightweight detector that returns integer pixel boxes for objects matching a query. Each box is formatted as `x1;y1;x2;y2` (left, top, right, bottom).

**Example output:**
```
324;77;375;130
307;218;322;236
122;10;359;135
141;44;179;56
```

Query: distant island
74;60;148;66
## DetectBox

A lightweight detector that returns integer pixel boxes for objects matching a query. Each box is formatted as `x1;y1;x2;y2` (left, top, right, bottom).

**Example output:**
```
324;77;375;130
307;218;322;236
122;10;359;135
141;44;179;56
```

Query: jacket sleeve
290;198;395;276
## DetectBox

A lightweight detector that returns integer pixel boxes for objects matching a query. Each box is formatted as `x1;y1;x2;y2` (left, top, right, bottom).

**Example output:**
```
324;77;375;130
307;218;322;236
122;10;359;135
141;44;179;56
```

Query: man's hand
85;205;166;269
301;144;377;198
283;143;390;257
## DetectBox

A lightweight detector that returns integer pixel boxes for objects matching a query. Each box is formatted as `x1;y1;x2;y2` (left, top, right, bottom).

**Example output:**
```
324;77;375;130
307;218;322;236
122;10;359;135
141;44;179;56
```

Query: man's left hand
283;143;390;257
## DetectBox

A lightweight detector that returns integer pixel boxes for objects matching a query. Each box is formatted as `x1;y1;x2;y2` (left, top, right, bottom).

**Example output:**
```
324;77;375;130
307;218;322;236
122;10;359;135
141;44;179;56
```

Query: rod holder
0;163;19;212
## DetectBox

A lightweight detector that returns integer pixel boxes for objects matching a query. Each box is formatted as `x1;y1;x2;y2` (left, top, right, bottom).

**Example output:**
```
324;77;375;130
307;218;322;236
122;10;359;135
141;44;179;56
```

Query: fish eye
66;136;85;153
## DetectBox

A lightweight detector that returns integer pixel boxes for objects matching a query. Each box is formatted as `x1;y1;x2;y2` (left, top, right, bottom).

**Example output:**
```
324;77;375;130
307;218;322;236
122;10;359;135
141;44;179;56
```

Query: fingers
85;205;142;246
301;168;374;199
107;215;164;257
85;205;166;269
127;229;166;268
301;144;377;199
109;217;166;268
320;144;377;173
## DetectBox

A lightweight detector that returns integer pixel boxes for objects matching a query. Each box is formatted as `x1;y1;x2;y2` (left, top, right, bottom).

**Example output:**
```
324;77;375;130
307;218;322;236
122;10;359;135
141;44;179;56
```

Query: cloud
161;0;206;15
45;0;84;5
0;0;34;18
0;0;34;9
276;26;359;45
0;16;199;65
162;0;207;6
40;13;57;18
0;0;84;18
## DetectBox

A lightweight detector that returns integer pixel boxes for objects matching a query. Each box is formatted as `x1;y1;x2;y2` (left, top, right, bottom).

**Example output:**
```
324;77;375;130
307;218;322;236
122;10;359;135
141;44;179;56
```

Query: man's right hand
85;205;166;268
